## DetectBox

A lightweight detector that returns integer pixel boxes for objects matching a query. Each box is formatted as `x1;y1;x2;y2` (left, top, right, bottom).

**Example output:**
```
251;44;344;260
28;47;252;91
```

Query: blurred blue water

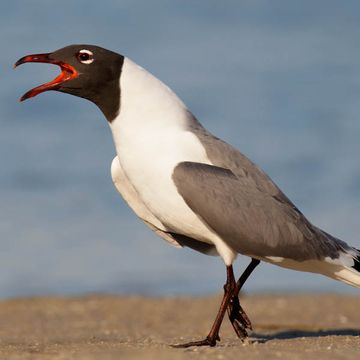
1;1;360;298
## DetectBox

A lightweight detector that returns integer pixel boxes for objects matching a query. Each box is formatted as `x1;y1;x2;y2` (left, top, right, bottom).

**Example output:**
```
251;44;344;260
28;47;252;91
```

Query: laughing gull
15;45;360;347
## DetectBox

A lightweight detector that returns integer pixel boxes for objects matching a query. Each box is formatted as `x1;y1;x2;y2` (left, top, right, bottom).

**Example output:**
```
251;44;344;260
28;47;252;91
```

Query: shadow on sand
252;328;360;342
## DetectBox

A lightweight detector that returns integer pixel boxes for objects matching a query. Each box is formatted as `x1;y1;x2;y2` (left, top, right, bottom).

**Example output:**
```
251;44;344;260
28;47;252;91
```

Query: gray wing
172;161;347;261
187;112;290;202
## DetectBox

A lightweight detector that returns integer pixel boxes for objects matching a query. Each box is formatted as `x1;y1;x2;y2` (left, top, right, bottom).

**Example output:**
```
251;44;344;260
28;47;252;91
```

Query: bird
14;44;360;347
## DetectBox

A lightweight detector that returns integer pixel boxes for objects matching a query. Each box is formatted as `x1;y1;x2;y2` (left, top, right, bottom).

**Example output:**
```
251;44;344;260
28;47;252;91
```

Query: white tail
264;247;360;288
323;248;360;288
330;266;360;288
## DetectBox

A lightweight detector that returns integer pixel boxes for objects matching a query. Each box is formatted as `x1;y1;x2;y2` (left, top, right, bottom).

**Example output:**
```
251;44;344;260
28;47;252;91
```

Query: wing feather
172;161;346;261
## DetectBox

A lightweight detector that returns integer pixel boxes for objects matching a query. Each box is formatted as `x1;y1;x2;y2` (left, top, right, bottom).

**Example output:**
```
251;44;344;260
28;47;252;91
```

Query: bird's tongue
14;53;78;101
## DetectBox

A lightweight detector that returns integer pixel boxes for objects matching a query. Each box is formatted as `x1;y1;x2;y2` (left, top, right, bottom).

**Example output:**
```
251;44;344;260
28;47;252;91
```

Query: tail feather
263;246;360;288
330;267;360;288
325;248;360;288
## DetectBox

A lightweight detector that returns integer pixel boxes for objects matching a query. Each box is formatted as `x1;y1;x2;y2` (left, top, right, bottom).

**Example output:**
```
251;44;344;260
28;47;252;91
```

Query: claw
171;336;218;348
231;303;252;329
227;295;253;338
238;305;252;329
232;319;248;339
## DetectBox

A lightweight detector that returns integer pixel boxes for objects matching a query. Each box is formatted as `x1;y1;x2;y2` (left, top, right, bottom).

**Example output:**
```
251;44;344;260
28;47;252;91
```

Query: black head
14;44;124;121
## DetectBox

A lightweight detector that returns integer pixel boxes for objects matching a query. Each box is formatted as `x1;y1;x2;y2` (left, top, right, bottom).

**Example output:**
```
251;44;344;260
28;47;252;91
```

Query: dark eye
77;49;94;64
79;53;90;61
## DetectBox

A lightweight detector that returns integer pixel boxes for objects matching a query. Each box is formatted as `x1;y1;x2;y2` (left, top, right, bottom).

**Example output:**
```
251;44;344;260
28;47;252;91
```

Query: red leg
227;258;260;338
172;266;236;348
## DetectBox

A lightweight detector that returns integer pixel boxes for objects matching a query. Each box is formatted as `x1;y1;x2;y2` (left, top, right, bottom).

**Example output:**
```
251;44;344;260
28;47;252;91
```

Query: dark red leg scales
227;295;251;339
171;335;219;348
171;261;260;348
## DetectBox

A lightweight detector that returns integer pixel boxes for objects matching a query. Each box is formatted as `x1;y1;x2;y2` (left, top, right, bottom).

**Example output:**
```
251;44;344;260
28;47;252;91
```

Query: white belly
111;156;182;248
112;127;237;265
108;57;237;265
117;128;212;239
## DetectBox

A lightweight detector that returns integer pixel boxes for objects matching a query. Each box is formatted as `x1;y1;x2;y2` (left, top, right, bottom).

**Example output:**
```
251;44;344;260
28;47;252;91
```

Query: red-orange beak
14;53;78;102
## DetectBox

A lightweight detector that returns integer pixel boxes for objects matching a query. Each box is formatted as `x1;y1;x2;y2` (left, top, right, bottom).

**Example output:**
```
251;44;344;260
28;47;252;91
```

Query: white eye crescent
77;49;94;64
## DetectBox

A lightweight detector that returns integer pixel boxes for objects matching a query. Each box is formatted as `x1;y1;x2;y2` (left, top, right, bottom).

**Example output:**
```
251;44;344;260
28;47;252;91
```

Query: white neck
107;55;210;190
109;57;190;147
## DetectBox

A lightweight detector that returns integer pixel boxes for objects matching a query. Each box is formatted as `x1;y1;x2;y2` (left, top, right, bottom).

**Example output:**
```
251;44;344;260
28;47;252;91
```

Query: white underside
111;156;181;248
109;58;237;265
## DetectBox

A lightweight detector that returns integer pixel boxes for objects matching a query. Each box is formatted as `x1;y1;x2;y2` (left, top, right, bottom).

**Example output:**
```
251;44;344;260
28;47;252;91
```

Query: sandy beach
0;293;359;359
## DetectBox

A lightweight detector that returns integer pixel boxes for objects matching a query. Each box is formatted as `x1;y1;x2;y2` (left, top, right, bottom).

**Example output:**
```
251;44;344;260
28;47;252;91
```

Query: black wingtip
352;249;360;272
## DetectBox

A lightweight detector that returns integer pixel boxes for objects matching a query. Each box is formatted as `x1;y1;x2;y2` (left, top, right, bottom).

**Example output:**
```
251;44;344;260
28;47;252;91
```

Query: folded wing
172;161;347;261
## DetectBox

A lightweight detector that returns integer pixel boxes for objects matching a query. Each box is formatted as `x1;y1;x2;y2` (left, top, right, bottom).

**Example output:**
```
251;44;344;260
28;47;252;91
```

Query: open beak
14;53;78;101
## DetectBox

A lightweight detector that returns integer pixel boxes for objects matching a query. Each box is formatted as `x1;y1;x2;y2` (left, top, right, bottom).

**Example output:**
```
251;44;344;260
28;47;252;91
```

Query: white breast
111;156;182;248
109;57;237;265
